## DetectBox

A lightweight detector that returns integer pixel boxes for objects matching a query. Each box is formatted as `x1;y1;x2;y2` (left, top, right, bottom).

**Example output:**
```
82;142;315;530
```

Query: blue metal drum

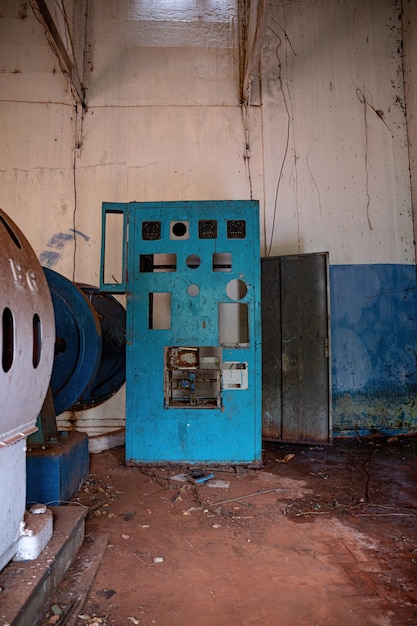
73;285;126;409
43;268;102;416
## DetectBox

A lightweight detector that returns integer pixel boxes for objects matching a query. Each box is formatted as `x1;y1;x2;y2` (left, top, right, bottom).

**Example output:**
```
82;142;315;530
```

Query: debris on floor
207;480;230;489
28;437;417;625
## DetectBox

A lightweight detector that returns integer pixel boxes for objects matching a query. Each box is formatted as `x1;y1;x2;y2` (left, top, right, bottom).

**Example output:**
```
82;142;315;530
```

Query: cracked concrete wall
0;0;264;435
262;0;413;264
403;0;417;259
260;0;417;434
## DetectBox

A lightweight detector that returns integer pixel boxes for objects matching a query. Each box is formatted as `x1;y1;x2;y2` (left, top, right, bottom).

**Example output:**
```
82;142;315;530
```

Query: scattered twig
59;598;80;626
211;488;289;508
352;512;417;517
293;510;331;517
365;503;417;513
310;472;328;480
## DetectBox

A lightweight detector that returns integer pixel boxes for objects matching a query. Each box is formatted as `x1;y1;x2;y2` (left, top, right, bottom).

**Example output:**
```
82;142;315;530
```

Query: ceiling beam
30;0;85;108
240;0;268;105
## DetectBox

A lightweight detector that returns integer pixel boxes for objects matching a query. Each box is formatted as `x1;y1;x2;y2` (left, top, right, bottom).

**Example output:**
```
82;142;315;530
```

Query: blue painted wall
330;264;417;436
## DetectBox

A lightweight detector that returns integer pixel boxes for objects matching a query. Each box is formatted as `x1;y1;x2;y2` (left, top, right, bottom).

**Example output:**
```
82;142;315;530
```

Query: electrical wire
266;24;291;257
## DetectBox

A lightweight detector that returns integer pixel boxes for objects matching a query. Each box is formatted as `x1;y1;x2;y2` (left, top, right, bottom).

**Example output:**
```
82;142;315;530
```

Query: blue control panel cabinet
100;201;262;464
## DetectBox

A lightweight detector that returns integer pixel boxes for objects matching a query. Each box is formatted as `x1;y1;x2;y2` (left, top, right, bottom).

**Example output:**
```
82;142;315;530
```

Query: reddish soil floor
37;436;417;625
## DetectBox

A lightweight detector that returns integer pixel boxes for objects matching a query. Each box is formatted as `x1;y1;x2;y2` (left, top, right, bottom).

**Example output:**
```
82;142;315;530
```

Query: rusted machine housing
0;208;55;570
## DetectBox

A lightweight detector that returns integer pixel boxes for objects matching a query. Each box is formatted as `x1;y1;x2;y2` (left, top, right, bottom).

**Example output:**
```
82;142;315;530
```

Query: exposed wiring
270;16;297;57
240;0;268;207
356;86;392;134
241;81;254;200
71;103;86;281
72;126;77;282
70;0;89;281
306;153;322;217
356;86;393;233
356;87;373;232
266;23;292;257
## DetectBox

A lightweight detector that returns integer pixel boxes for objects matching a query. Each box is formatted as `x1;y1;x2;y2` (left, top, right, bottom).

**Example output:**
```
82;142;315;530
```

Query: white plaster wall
77;0;262;433
261;0;414;264
0;0;415;435
0;3;77;279
404;0;417;246
74;0;264;287
0;0;263;434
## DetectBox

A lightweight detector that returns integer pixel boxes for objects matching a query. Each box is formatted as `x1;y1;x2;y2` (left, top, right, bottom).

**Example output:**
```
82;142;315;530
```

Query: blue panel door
103;200;261;464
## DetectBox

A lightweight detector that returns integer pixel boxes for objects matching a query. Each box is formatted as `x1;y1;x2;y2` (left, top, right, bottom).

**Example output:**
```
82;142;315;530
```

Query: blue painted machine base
26;431;89;506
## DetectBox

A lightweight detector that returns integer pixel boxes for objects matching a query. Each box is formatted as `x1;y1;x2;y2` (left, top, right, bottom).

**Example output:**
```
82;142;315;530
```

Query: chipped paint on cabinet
101;200;262;464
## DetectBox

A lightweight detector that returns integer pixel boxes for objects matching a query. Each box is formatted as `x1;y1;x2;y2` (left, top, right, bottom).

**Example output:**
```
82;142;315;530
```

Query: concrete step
0;505;87;626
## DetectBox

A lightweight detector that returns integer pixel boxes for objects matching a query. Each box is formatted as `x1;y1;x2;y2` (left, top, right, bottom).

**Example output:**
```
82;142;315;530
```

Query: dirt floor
37;436;417;626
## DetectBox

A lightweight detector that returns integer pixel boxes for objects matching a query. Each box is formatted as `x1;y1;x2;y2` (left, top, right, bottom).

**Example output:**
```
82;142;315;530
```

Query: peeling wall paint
331;264;417;434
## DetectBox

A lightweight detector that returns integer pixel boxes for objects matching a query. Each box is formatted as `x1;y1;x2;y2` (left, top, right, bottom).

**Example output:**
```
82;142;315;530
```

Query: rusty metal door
261;253;331;444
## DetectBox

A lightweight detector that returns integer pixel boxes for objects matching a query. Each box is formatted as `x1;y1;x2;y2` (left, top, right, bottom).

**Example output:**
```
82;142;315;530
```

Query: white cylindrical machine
0;208;55;570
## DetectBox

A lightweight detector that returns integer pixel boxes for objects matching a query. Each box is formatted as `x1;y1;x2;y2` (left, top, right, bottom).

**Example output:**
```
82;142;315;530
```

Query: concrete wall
261;0;417;435
404;0;417;247
0;0;264;435
0;0;416;437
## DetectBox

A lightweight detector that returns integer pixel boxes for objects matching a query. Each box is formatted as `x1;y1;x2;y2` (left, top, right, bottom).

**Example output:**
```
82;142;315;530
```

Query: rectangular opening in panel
164;346;222;408
140;254;176;272
149;293;171;329
222;362;248;389
218;303;249;346
103;211;124;284
212;252;232;272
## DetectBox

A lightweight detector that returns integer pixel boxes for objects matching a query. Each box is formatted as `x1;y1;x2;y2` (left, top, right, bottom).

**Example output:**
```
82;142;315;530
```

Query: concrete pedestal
0;505;87;626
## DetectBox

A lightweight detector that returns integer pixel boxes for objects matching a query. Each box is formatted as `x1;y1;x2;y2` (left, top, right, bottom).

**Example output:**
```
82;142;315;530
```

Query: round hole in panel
171;221;188;238
187;284;200;297
186;254;201;269
226;278;248;301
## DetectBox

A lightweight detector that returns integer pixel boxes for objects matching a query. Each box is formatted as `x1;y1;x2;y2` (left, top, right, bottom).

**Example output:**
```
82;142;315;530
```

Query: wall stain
333;388;417;435
331;265;417;436
40;229;90;267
